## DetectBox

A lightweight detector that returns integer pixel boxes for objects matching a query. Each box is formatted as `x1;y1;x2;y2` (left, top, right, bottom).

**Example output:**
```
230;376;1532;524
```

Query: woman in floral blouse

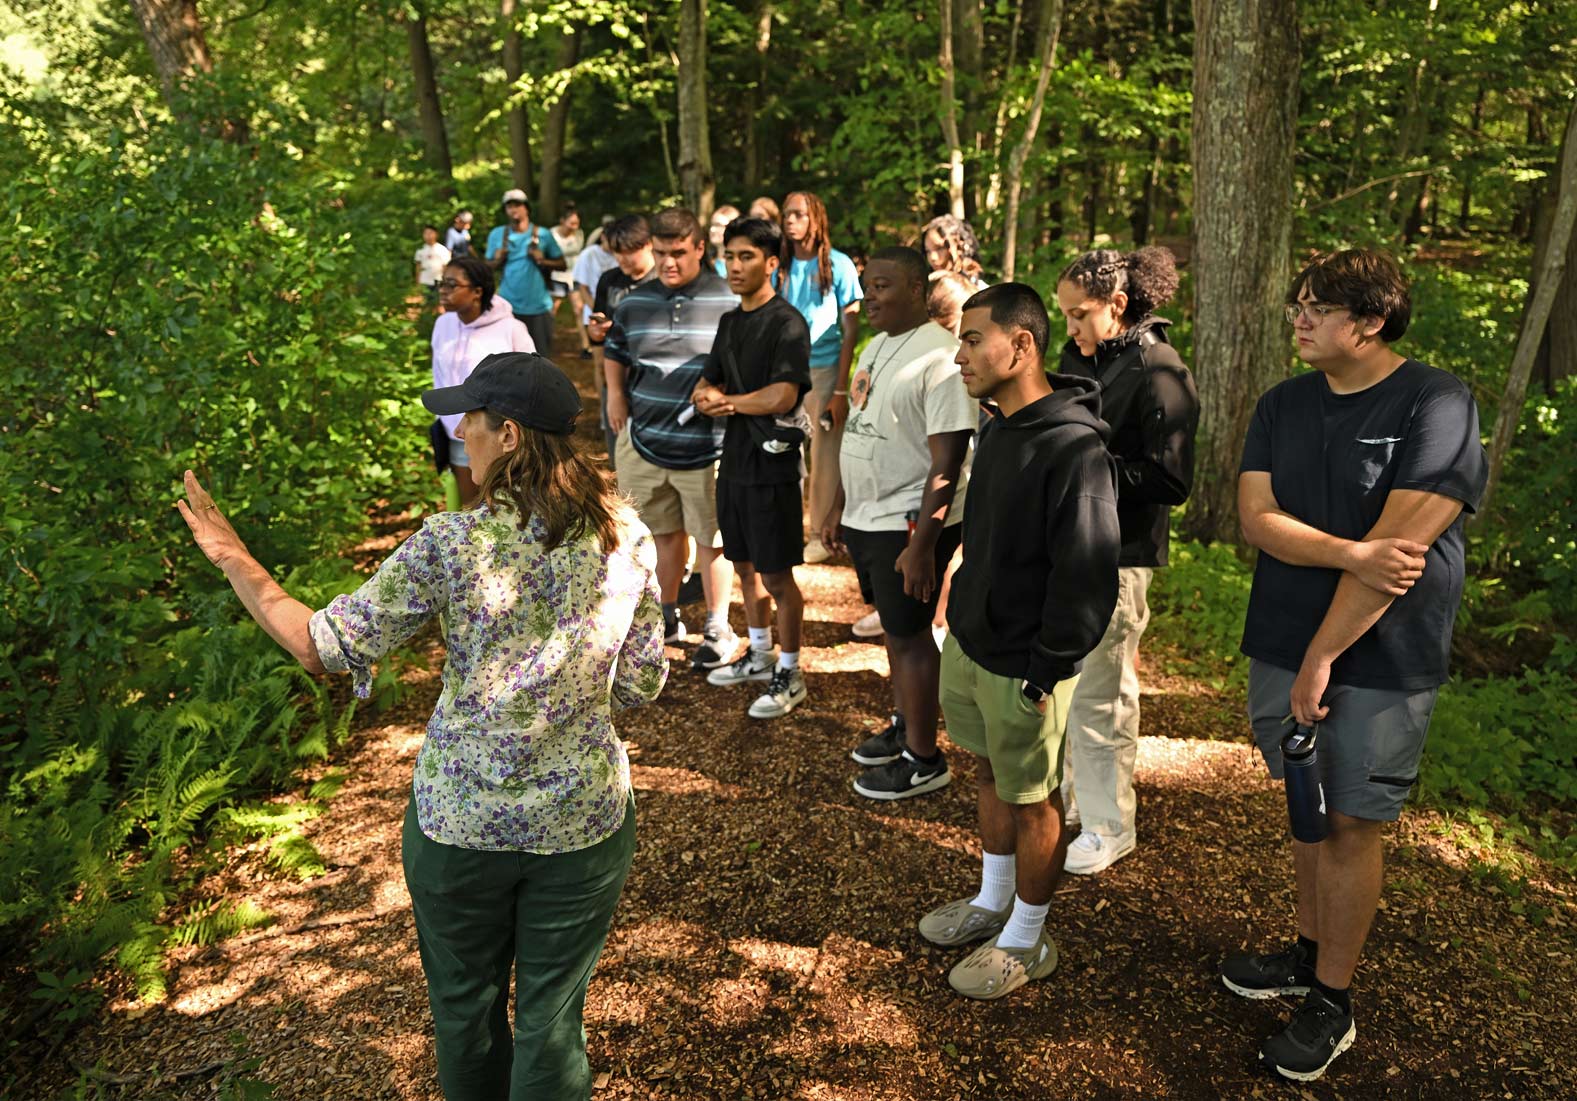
178;352;667;1101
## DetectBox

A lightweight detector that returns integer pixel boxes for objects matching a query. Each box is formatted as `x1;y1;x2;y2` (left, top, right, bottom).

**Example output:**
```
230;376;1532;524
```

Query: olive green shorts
939;635;1078;804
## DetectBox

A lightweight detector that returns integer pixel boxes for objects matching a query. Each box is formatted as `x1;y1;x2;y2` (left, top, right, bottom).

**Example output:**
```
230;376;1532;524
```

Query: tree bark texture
127;0;214;105
1183;0;1300;545
404;6;453;180
953;0;985;217
537;26;580;219
1483;99;1577;516
938;0;966;219
677;0;715;220
1000;0;1064;281
743;2;774;192
500;0;534;194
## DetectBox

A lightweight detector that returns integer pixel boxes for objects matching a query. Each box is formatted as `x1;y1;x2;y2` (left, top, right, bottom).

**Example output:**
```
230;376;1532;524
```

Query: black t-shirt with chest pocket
1238;360;1488;690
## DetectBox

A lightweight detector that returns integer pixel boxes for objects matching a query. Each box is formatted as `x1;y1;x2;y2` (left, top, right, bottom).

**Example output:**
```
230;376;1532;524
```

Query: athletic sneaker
663;619;688;645
748;666;807;719
918;897;1011;947
690;625;739;671
803;538;831;564
706;647;777;686
948;930;1059;1000
1063;830;1135;875
849;715;906;766
1220;940;1316;1000
853;750;951;801
1259;987;1356;1082
851;609;883;638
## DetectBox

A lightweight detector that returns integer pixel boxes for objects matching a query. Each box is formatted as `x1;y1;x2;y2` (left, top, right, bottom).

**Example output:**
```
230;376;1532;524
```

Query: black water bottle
1281;725;1329;844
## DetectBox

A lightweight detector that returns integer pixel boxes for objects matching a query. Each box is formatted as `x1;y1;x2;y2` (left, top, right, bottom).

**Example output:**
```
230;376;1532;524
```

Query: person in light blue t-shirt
778;190;862;564
486;189;565;357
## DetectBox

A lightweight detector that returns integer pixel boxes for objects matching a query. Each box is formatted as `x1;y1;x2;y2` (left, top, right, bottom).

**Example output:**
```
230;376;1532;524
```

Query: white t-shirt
572;243;620;321
550;226;584;289
414;242;451;286
839;321;977;532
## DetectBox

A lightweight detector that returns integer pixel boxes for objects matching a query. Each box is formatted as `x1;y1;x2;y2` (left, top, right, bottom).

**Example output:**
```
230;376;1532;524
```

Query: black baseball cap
421;352;581;436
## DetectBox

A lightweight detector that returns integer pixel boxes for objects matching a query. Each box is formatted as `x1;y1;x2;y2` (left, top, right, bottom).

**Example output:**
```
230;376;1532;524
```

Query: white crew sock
996;895;1051;951
970;851;1016;912
748;626;773;652
777;650;800;670
706;611;730;637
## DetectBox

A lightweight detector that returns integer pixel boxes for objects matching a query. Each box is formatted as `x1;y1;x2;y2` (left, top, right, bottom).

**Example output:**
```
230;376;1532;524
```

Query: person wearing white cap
487;190;565;357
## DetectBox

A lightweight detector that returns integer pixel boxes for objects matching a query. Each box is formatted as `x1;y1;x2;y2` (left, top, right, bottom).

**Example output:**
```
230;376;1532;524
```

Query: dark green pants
401;797;635;1101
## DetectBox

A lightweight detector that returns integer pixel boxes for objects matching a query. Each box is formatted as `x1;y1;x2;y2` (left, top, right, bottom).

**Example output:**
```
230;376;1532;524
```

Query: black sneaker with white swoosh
853;749;952;801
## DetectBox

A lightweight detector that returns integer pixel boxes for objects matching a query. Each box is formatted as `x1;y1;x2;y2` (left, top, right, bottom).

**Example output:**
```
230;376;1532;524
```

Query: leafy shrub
1147;537;1254;690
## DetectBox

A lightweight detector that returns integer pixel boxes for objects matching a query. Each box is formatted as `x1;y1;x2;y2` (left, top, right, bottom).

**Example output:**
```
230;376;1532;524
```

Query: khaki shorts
614;428;721;544
939;634;1077;804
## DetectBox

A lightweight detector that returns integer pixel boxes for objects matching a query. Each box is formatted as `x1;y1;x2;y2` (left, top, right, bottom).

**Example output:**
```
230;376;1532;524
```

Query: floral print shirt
308;504;667;854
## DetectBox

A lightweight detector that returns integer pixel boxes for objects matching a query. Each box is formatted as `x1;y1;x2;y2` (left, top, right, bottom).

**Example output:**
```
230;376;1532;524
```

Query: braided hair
1059;246;1179;325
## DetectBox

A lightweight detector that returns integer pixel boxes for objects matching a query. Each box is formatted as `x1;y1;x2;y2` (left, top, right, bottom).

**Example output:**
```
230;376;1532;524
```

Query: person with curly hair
919;214;988;289
1052;246;1198;876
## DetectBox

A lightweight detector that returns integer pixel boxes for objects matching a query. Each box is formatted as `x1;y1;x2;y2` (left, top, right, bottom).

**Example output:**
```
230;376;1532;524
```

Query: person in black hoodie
1052;246;1199;876
918;282;1120;1001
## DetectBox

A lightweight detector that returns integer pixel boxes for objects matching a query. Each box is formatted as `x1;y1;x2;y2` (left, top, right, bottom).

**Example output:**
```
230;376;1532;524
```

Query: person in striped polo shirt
604;207;741;669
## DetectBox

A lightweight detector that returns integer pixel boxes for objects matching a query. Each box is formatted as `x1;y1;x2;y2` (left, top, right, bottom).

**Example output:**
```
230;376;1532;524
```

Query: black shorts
717;478;803;574
844;524;962;639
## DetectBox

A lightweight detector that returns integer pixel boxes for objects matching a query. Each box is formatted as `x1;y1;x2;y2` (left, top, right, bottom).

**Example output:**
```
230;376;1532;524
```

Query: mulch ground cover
24;324;1576;1100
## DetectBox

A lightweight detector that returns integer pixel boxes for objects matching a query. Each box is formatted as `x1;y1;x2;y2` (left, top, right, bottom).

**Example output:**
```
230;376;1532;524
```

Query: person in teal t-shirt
487;189;566;356
778;190;862;565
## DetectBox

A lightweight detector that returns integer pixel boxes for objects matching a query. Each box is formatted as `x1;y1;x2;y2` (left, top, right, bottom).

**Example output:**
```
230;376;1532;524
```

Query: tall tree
127;0;245;140
403;2;453;180
1000;0;1064;280
1484;98;1577;516
938;0;966;219
743;2;774;193
1183;0;1300;545
537;26;580;219
677;0;714;219
500;0;534;194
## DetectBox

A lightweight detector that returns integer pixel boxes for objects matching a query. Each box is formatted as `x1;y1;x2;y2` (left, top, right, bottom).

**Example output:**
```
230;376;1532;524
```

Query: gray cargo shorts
1247;659;1438;822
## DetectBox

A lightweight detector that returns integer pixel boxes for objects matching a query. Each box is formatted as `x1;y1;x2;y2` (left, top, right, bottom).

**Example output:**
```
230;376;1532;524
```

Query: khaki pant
803;365;843;536
1061;566;1153;838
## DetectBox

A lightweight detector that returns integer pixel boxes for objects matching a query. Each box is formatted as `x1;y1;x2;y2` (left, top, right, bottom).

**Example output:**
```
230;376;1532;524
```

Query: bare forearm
1245;509;1356;570
221;555;325;674
729;382;798;416
911;464;963;548
1307;573;1395;665
837;312;860;382
604;359;628;398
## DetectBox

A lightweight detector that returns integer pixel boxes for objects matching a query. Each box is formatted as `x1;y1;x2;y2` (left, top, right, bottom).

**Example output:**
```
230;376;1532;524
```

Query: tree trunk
1484;100;1577;516
743;2;774;193
500;0;534;194
1183;0;1300;545
676;0;715;220
938;0;966;219
981;1;1024;221
954;0;986;217
1000;0;1064;281
537;26;580;219
127;0;248;140
404;5;453;180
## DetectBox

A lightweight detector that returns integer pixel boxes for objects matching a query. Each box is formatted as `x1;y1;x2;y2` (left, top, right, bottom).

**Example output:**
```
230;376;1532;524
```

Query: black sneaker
1220;940;1316;1000
853;750;952;801
690;625;739;671
1259;987;1356;1082
849;714;906;766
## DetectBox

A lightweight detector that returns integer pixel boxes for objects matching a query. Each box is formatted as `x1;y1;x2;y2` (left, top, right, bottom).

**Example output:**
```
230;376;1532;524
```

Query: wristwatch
1020;680;1046;704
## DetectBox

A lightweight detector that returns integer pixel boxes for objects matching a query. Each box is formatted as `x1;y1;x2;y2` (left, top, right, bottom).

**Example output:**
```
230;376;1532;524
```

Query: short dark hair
650;207;704;244
447;255;496;313
422;224;438;233
722;216;782;254
961;282;1051;358
1287;248;1412;342
603;214;652;253
869;246;929;294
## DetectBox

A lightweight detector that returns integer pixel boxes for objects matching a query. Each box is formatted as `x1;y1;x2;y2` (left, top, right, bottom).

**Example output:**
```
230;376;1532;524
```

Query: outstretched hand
176;469;249;571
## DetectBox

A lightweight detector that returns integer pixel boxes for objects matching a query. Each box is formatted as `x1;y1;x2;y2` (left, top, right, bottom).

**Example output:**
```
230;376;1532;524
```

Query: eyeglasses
1284;302;1345;325
438;279;473;290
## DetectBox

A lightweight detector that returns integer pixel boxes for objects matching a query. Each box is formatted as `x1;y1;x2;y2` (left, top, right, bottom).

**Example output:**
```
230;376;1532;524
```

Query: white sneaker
1063;831;1135;875
851;609;883;638
707;647;777;686
803;539;831;564
748;666;807;719
663;619;688;645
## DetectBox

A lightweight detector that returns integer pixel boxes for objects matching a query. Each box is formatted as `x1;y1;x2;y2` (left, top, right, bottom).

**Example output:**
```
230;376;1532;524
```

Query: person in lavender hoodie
176;353;668;1100
432;255;535;505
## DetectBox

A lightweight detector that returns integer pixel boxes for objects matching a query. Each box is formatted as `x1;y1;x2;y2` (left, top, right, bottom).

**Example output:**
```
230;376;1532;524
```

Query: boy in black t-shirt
693;217;813;719
1220;249;1487;1083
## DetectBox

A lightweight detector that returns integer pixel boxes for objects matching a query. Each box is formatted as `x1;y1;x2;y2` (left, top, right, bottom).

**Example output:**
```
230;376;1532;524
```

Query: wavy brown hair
780;190;834;295
476;412;625;553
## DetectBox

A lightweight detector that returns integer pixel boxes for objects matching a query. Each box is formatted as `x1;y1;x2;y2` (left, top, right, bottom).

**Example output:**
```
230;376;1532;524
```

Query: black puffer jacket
1059;316;1198;566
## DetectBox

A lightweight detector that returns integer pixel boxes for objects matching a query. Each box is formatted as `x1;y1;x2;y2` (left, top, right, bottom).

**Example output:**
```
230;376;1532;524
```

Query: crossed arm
691;379;799;418
1237;472;1465;724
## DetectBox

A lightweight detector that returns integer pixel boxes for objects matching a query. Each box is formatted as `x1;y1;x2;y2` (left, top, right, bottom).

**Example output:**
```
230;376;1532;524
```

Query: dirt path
36;329;1577;1100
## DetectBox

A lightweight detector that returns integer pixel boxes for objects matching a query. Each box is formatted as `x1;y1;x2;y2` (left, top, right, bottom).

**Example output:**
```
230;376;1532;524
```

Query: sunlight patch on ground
631;764;748;799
